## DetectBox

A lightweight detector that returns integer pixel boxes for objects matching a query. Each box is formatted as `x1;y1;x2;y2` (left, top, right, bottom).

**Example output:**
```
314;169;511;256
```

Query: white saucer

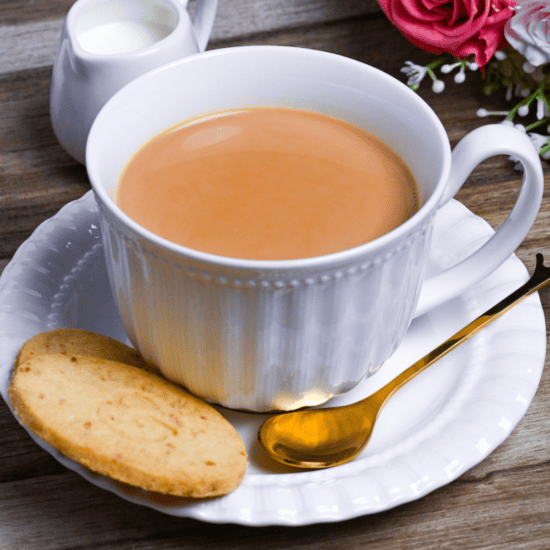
0;191;546;526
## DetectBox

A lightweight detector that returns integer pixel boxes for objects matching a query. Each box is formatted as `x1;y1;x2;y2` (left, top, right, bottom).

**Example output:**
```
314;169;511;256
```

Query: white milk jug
50;0;218;164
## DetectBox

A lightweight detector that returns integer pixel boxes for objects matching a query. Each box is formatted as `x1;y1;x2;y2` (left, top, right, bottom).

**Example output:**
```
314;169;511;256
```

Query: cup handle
414;124;544;318
190;0;218;52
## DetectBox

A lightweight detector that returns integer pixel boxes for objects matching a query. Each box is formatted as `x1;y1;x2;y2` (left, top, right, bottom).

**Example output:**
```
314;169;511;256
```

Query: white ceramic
86;46;544;412
0;191;545;524
50;0;218;164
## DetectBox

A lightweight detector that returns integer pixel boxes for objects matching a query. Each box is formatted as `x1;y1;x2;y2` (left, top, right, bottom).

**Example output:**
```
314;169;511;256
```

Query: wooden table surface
2;0;550;548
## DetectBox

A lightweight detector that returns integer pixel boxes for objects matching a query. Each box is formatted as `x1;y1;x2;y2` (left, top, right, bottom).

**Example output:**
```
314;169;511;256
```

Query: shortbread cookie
16;328;155;372
9;353;247;497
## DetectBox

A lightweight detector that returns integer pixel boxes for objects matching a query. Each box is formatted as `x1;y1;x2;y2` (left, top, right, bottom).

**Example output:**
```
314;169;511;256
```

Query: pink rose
378;0;517;67
505;1;550;67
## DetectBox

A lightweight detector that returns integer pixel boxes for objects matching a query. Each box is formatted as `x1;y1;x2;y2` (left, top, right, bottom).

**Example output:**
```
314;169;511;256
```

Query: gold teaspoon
259;253;550;469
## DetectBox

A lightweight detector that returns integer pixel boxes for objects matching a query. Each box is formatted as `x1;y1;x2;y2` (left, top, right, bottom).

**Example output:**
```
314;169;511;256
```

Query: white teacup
50;0;218;164
86;46;543;412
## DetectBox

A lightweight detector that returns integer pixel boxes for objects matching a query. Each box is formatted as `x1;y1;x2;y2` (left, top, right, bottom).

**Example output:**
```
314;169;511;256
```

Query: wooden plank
0;0;381;27
0;64;90;260
0;440;549;549
0;0;74;26
0;0;381;74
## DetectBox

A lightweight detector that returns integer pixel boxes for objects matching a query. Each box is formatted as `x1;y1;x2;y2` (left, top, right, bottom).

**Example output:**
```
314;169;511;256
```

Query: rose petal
380;0;516;66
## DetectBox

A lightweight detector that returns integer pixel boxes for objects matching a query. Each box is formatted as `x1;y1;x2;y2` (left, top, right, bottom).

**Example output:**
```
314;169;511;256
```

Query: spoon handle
366;253;550;412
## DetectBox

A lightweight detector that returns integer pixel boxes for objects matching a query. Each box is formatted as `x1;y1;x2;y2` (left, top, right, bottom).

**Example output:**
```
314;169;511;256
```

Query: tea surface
117;108;418;260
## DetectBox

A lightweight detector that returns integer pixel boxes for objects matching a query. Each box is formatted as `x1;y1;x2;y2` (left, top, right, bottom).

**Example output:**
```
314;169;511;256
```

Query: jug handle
187;0;218;52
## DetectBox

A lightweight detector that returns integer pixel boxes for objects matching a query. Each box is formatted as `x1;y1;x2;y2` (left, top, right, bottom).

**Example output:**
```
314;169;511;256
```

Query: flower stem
525;116;550;132
425;57;447;81
508;74;550;122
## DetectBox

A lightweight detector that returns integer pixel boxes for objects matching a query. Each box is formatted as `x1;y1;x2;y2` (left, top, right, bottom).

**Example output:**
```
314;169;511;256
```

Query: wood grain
1;0;550;548
0;0;381;73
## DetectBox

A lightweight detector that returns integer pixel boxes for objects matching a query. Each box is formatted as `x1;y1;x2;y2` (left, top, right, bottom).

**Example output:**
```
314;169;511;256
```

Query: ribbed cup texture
98;199;434;411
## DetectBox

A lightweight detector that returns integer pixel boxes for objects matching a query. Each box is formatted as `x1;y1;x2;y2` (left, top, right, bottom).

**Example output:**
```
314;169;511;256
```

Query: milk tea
117;108;418;260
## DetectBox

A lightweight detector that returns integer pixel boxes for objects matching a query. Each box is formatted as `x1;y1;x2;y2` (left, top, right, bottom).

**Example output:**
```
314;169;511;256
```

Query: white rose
505;0;550;66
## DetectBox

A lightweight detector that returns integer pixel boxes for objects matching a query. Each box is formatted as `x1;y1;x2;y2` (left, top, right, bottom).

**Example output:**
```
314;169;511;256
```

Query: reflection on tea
117;108;418;260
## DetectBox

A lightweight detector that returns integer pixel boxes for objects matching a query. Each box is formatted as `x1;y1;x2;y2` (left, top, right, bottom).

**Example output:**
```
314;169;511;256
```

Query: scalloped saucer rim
0;191;545;526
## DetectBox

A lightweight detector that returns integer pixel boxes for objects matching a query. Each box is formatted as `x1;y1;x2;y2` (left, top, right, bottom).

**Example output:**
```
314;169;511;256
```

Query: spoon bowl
259;402;375;468
259;253;550;469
